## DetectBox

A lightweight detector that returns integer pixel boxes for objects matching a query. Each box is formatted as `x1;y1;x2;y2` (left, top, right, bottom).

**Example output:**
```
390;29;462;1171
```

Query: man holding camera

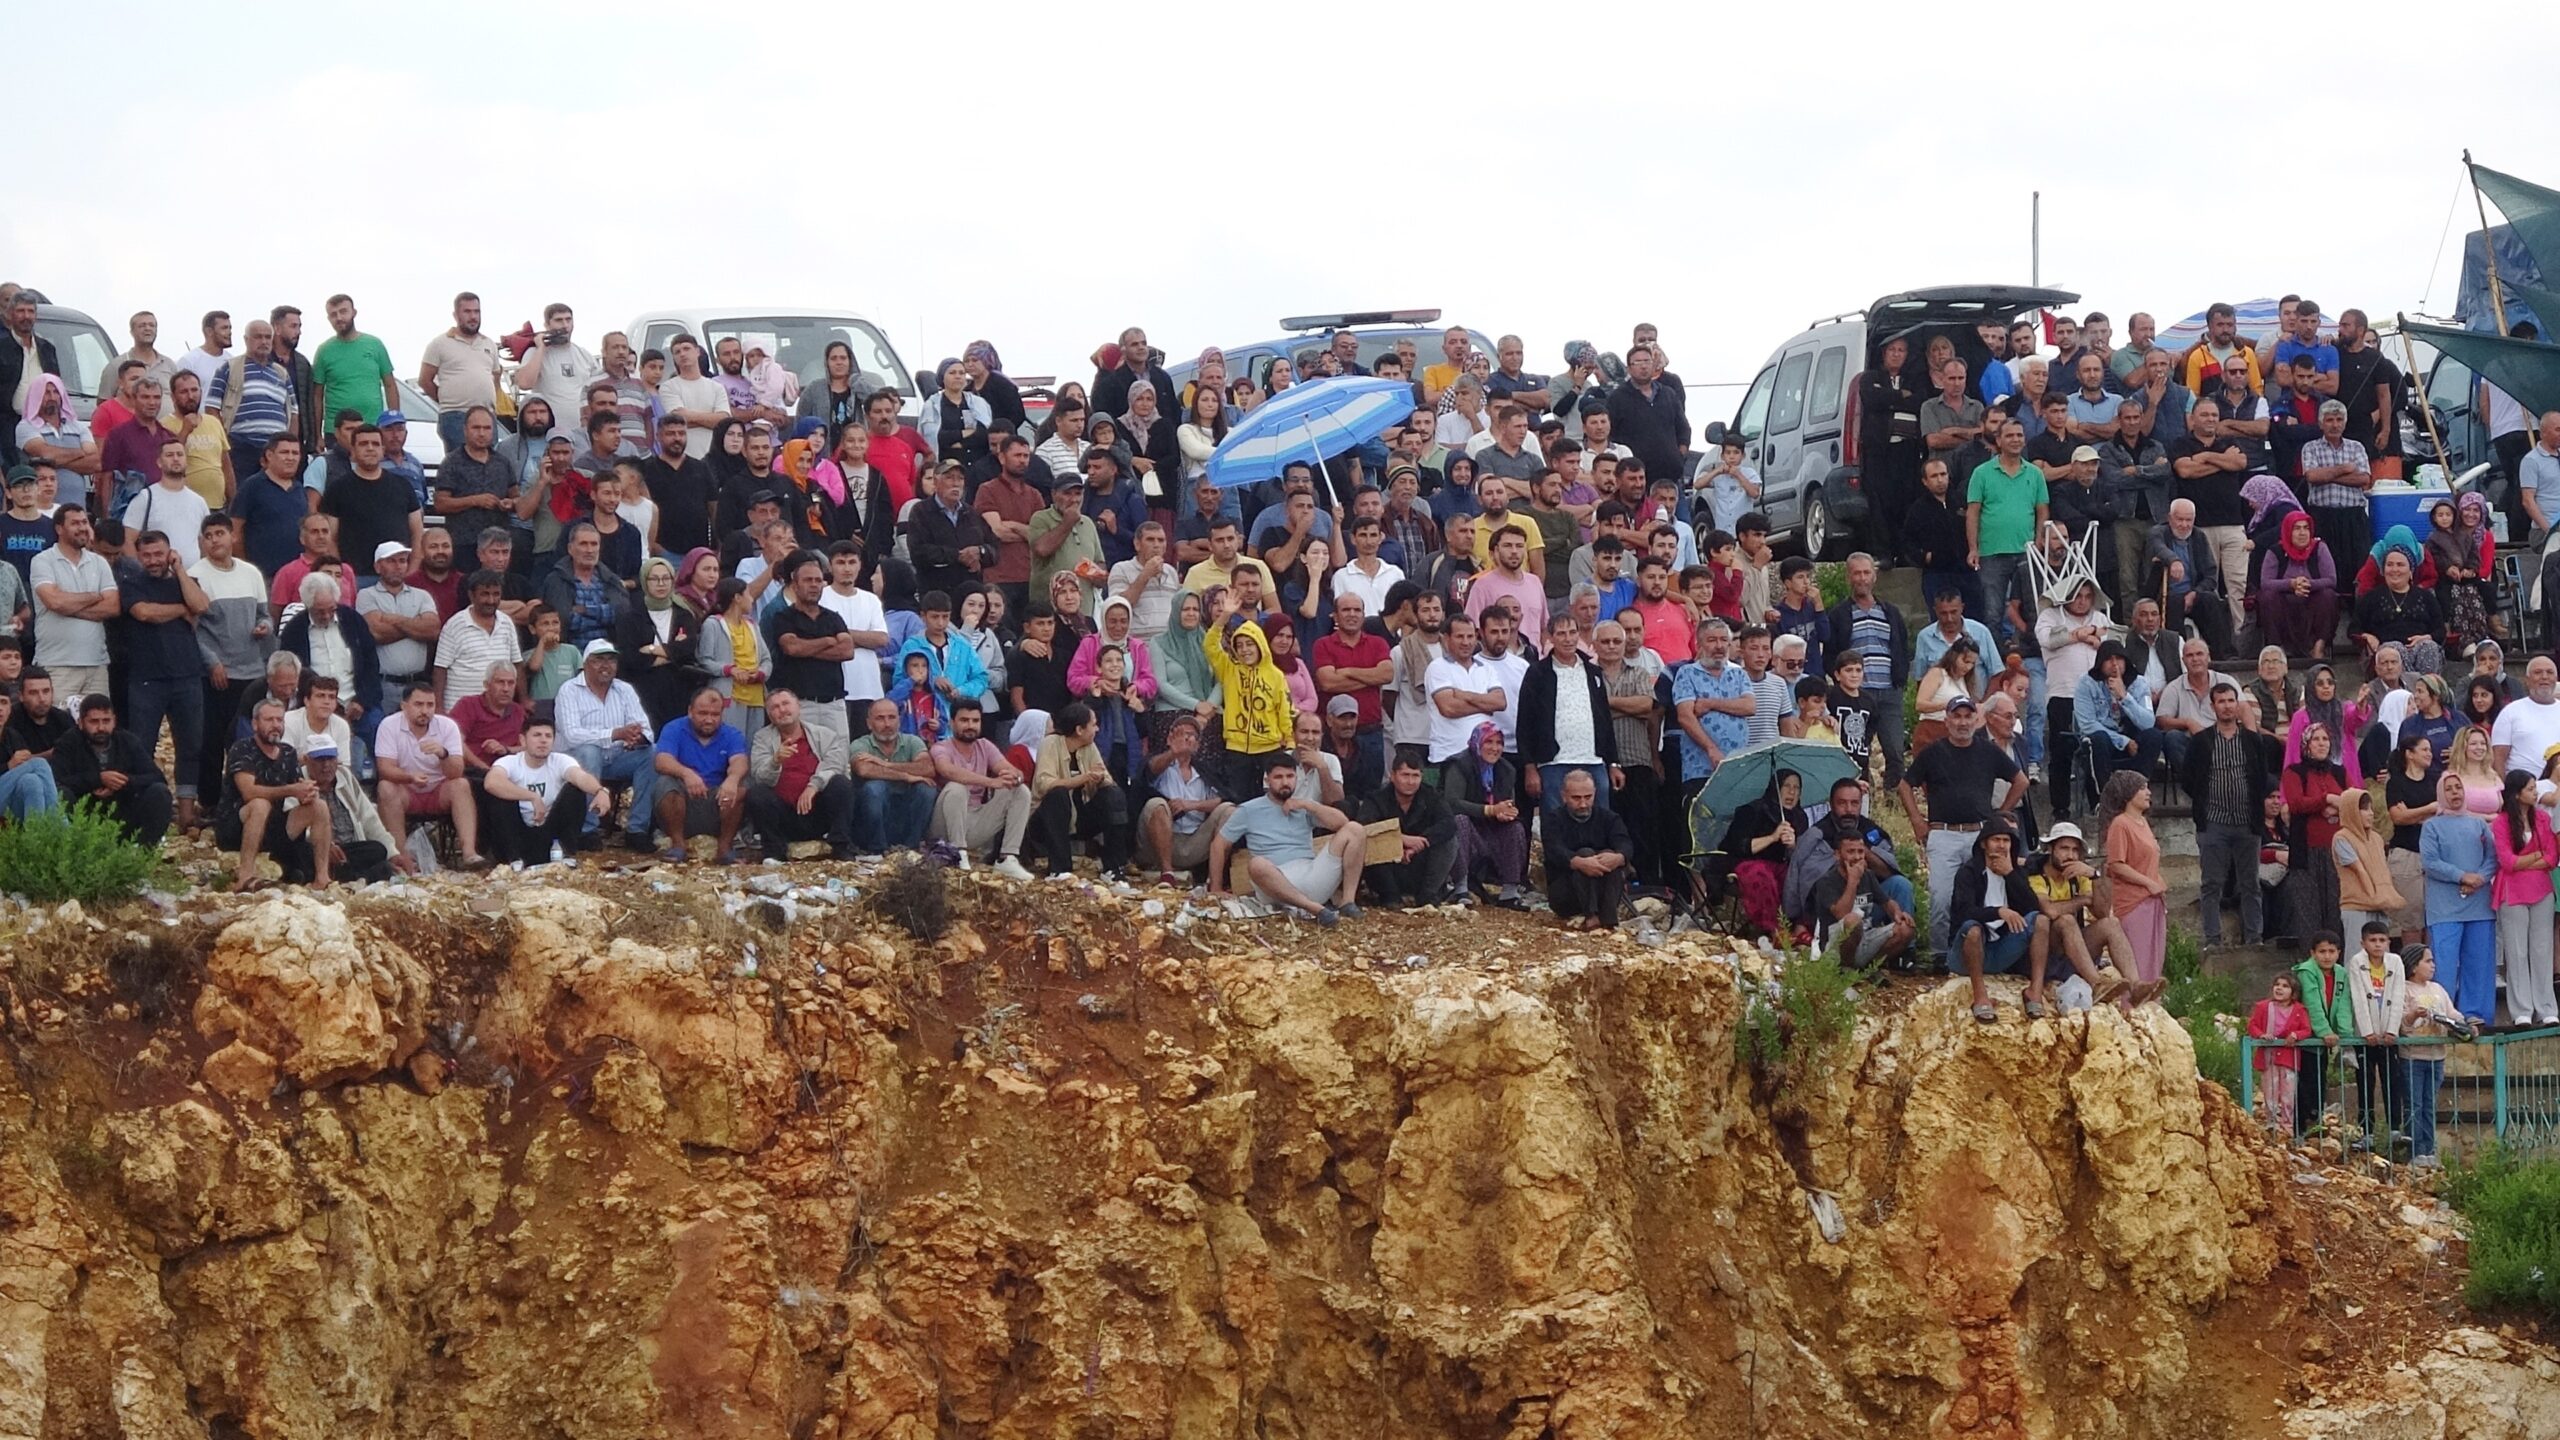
512;302;600;436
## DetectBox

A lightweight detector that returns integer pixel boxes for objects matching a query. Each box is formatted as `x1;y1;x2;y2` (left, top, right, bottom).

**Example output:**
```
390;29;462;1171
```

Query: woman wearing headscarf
674;545;723;619
2352;523;2436;598
2239;472;2299;586
2256;509;2338;659
918;359;992;468
2279;721;2348;945
2351;541;2441;666
2285;663;2359;785
1120;379;1180;506
2332;787;2406;945
1150;588;1223;758
964;341;1025;429
1205;618;1296;803
1442;720;1530;908
957;588;1011;725
2421;769;2500;1027
1720;768;1808;938
1068;596;1159;704
2426;491;2497;652
610;557;702;728
1004;708;1050;780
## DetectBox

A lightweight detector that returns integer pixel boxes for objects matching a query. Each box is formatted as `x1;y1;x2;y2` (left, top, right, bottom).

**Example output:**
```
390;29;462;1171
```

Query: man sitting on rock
927;700;1036;877
292;735;400;885
484;715;611;864
1209;753;1367;926
647;686;749;864
1947;817;2051;1023
744;688;858;861
47;694;172;847
1806;826;1915;971
1542;767;1634;930
1355;750;1458;908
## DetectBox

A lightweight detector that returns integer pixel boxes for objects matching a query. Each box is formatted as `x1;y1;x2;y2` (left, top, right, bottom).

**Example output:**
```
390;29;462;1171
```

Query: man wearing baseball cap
295;733;402;885
552;638;657;845
357;540;439;714
1026;467;1103;616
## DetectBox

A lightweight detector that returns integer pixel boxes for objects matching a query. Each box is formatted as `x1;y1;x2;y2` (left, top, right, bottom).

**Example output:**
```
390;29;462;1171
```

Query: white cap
373;540;413;563
2042;821;2085;846
300;734;339;759
581;638;620;660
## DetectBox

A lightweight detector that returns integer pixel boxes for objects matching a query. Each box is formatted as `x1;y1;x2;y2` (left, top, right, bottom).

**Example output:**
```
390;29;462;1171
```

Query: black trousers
199;673;248;803
486;796;586;865
1615;763;1673;888
1033;783;1132;875
744;774;856;852
1548;852;1630;923
92;781;172;848
292;839;392;884
2045;697;2079;818
1367;837;1457;906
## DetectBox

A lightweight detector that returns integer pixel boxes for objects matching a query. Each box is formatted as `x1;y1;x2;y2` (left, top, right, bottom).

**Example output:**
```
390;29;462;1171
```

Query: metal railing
2237;1027;2560;1163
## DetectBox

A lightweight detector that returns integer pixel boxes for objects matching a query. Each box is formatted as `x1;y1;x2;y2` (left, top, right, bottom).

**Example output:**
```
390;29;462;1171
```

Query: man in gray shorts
1209;751;1368;925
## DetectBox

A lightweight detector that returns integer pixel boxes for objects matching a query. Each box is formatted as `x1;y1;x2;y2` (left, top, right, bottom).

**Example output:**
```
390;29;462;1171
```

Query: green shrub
1737;938;1861;1090
0;801;165;904
1815;561;1848;611
2183;1012;2243;1095
2441;1145;2560;1318
2161;925;2239;1022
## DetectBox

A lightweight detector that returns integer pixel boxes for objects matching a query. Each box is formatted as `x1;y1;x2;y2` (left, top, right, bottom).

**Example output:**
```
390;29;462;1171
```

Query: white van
624;306;915;413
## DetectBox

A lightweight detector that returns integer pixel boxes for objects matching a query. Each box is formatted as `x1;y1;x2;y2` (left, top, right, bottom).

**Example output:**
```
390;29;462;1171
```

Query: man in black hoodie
1947;817;2048;1023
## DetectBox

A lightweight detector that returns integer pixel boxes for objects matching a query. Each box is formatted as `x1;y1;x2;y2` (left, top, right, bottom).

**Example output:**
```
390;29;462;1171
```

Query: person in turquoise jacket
2289;930;2360;1134
2418;769;2499;1025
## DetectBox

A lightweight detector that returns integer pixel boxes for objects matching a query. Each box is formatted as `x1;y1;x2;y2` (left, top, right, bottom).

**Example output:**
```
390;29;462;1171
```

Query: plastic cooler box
2367;486;2452;542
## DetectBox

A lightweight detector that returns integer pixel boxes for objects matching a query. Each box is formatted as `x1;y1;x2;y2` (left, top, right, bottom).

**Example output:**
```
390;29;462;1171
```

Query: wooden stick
2465;150;2512;337
2394;317;2451;479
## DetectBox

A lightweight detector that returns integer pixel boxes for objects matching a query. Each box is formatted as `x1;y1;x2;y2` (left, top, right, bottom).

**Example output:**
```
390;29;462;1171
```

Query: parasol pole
2464;150;2512;337
2393;315;2451;476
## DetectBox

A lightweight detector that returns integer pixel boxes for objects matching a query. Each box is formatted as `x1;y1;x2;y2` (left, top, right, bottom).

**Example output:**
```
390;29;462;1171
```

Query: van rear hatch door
1863;285;2080;339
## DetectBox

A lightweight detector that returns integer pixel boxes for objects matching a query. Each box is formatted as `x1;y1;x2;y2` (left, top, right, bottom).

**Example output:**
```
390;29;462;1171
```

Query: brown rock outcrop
0;875;2548;1438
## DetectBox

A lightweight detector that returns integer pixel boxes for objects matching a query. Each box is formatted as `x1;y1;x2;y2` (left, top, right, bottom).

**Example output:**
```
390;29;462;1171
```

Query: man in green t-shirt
847;697;936;851
1965;416;2047;644
310;294;397;433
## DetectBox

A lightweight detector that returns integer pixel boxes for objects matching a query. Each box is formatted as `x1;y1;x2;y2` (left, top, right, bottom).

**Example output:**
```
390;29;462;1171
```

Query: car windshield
36;317;118;403
702;316;910;400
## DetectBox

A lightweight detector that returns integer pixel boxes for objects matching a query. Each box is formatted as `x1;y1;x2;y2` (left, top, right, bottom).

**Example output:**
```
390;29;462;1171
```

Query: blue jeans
2401;1054;2445;1159
1537;762;1612;824
1977;552;2023;645
571;743;656;834
436;410;468;452
126;673;206;800
0;759;59;821
854;779;933;852
2020;655;2047;767
1948;911;2042;974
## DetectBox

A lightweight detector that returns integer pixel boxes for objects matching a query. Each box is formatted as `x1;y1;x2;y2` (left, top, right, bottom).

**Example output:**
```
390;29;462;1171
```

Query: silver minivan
1712;284;2079;557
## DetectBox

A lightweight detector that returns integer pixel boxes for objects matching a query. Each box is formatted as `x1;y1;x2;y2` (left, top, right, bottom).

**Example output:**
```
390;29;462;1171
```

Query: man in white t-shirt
29;504;117;698
123;432;211;565
483;715;609;863
1423;613;1506;764
818;540;891;704
656;335;731;461
1104;520;1183;638
2492;656;2560;777
511;302;601;440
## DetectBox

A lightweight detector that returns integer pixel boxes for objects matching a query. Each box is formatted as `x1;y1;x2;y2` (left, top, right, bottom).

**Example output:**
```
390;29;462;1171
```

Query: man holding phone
513;302;600;438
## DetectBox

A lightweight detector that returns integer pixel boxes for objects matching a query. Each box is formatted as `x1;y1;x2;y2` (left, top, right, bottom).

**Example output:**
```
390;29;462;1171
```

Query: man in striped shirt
2299;400;2372;591
206;318;299;477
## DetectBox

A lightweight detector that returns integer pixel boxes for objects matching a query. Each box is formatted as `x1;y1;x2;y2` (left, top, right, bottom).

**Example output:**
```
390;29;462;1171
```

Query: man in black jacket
1823;552;1912;787
47;694;173;846
1516;613;1619;823
2180;681;2271;946
1604;342;1688;487
1356;753;1458;908
1947;817;2049;1022
1089;327;1177;425
906;460;996;602
0;294;61;469
1544;768;1635;930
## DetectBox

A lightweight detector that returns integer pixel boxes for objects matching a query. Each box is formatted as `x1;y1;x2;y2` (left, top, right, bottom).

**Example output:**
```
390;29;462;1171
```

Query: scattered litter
739;943;760;978
1807;1190;1846;1244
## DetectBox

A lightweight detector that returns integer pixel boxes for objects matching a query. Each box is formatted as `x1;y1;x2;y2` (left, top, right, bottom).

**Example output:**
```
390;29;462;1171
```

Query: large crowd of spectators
4;285;2560;1038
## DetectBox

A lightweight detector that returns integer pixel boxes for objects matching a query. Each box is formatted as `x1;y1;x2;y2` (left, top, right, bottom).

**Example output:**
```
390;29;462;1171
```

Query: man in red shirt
972;435;1043;614
859;389;927;509
1312;590;1392;791
448;667;526;792
1628;554;1694;665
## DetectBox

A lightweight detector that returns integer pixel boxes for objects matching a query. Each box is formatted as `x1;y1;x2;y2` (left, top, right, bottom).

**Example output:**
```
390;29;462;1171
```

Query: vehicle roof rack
1278;309;1442;332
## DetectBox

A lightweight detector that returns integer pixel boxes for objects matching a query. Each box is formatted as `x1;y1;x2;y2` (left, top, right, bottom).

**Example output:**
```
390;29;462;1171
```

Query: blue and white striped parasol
2153;298;2331;354
1204;375;1415;490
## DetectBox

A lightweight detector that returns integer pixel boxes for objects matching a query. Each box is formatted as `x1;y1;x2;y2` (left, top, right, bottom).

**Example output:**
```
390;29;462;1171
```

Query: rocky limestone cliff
0;873;2550;1439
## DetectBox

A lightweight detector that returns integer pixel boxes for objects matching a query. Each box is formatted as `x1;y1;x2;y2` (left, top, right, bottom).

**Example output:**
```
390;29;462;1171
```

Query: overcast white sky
13;2;2559;416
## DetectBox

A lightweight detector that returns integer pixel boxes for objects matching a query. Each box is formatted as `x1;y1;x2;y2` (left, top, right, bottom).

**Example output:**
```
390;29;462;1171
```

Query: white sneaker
991;856;1036;882
956;851;974;871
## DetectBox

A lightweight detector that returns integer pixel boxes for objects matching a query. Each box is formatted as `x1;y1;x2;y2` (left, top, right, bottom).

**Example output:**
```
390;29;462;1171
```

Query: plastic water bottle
549;842;566;865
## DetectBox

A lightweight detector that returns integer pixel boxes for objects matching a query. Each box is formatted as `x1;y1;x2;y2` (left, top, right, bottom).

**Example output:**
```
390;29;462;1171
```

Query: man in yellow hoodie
1206;618;1296;803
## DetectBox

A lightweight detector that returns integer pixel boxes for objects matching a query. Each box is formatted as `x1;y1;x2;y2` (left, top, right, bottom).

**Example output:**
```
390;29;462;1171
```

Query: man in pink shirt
268;511;358;610
373;681;488;868
1464;524;1548;643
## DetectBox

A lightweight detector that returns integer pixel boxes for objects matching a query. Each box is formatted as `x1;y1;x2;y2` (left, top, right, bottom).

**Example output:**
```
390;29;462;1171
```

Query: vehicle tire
1801;487;1837;560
